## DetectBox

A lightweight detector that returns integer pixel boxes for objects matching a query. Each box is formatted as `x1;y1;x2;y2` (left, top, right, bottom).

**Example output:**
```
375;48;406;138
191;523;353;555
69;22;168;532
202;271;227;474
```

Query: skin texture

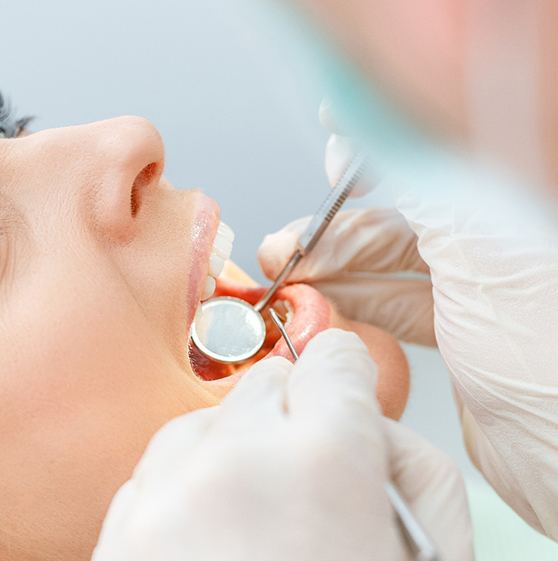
0;119;408;561
291;0;558;187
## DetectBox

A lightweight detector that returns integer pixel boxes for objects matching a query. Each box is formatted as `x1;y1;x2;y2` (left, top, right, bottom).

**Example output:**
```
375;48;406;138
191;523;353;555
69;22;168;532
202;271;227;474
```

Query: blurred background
4;1;557;558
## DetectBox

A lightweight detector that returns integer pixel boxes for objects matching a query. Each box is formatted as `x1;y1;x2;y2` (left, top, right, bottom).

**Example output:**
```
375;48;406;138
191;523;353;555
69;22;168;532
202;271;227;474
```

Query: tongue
189;278;331;381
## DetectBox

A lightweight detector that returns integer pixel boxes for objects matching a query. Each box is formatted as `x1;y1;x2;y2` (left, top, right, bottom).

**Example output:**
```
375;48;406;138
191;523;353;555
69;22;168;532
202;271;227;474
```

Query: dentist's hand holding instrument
93;330;473;561
259;101;558;539
259;102;435;347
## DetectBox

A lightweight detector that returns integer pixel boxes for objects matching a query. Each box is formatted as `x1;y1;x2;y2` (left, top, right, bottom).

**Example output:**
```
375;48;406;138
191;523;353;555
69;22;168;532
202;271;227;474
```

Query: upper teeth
202;221;235;301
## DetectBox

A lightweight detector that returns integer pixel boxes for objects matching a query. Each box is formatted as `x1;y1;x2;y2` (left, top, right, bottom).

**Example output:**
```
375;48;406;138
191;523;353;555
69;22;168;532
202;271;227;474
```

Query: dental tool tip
269;308;299;361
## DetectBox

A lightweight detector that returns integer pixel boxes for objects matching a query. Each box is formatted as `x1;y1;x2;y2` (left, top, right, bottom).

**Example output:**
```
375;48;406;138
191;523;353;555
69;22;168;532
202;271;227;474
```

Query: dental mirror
190;152;369;365
191;297;266;364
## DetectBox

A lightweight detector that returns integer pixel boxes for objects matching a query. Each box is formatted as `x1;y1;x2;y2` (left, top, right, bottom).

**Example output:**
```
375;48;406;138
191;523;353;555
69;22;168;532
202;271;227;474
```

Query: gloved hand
92;329;473;561
259;101;558;539
258;207;436;346
259;100;435;346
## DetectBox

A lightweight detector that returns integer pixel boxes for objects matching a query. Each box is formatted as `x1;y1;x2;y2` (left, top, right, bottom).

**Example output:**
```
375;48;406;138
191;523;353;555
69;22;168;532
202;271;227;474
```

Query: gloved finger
213;356;292;433
258;207;429;283
313;276;436;346
133;407;217;479
384;419;474;561
320;99;374;197
91;479;137;560
100;408;219;538
287;329;380;429
325;134;375;198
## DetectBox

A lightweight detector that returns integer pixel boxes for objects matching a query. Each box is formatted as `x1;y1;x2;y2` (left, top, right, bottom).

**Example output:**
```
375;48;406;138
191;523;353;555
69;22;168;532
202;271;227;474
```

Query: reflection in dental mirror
191;297;266;364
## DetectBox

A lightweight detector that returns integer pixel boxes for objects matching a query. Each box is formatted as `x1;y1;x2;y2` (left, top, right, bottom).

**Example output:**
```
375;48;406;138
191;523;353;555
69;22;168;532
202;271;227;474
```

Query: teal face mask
263;4;460;188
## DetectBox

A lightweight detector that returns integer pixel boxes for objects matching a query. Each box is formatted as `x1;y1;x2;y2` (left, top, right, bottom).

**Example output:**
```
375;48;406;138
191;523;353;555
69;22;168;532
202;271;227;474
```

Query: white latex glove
259;100;435;346
259;103;558;539
320;99;375;200
92;329;473;561
258;207;436;346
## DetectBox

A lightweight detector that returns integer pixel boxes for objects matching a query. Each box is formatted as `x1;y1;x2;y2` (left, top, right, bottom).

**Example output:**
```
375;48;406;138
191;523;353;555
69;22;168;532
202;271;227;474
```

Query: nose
86;116;165;241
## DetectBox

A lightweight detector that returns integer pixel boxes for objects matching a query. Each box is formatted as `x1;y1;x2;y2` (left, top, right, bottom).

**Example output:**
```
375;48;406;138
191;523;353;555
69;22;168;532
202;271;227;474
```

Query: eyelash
0;91;33;138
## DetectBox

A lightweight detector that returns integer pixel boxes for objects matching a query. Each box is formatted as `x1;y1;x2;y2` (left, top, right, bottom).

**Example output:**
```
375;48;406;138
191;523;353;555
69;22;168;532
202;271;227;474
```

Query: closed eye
0;91;33;138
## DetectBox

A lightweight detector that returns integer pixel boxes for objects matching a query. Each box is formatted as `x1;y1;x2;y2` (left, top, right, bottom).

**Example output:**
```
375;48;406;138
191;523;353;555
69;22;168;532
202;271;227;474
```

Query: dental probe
385;484;439;561
254;150;369;313
269;310;439;561
191;151;369;365
269;309;299;360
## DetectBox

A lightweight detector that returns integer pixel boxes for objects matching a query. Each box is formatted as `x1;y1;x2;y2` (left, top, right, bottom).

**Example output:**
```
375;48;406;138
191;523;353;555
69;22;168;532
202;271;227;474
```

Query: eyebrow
0;91;33;139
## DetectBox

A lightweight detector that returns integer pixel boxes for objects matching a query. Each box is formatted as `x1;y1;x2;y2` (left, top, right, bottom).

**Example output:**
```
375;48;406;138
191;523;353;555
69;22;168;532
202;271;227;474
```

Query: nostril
130;162;159;217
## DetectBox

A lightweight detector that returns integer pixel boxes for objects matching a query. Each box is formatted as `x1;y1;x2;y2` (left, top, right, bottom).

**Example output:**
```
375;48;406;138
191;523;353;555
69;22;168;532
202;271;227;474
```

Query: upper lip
186;191;221;322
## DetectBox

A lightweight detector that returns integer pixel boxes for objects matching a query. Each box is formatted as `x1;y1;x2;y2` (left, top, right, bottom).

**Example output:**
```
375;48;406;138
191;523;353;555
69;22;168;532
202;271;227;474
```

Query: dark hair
0;92;33;138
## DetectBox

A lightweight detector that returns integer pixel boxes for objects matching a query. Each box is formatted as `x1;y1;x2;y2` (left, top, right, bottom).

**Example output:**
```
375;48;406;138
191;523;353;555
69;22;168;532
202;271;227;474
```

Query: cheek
1;271;201;431
0;271;211;558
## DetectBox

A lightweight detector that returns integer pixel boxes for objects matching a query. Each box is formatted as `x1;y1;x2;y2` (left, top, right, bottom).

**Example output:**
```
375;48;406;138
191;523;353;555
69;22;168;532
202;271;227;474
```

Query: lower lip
266;283;331;360
187;192;220;324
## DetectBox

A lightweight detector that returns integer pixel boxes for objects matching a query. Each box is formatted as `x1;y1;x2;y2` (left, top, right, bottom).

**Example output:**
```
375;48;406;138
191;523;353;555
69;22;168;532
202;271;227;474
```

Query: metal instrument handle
297;150;368;255
386;483;439;561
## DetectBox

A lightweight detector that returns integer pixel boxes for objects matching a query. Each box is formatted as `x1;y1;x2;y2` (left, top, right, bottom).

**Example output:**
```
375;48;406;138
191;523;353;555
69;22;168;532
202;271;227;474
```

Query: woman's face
0;118;408;561
0;117;227;560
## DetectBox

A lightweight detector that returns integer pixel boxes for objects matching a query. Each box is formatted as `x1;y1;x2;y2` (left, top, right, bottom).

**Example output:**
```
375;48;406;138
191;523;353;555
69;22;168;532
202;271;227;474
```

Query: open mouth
189;268;331;381
188;226;410;421
189;216;331;381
